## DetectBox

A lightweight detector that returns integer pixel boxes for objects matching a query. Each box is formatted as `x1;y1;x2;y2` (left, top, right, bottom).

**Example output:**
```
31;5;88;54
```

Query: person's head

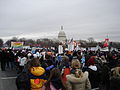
113;67;120;76
49;68;61;79
33;54;38;59
60;56;70;68
47;52;52;56
45;54;51;60
29;58;40;67
25;58;41;72
87;56;95;66
45;68;65;90
71;59;81;69
62;56;69;62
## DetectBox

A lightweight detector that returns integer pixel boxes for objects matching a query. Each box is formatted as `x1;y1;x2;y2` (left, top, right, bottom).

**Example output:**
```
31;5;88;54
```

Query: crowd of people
0;48;120;90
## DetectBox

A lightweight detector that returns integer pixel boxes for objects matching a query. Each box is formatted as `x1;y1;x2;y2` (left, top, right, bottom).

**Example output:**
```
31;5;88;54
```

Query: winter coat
110;76;120;90
29;67;47;90
61;67;71;83
66;71;91;90
9;51;15;62
86;65;100;89
16;69;31;90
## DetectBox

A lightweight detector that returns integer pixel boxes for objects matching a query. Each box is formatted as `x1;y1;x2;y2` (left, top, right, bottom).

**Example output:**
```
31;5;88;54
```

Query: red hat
87;57;95;66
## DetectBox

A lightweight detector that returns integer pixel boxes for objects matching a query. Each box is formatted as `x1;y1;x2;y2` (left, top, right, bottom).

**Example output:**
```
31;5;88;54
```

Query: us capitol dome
58;26;67;42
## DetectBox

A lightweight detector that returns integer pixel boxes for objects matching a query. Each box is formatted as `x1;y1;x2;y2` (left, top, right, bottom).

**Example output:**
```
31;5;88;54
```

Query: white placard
58;45;63;54
68;43;74;51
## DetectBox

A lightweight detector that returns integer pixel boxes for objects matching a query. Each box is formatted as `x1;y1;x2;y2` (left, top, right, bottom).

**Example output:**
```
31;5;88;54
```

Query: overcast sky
0;0;120;42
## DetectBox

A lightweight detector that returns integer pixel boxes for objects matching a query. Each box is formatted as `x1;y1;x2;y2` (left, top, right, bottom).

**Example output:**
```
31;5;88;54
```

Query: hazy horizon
0;0;120;42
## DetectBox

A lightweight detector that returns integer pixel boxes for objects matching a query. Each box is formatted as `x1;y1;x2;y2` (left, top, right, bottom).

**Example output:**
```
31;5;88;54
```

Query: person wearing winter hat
86;56;101;90
27;53;32;60
36;52;40;58
28;53;32;58
33;54;38;59
87;56;96;66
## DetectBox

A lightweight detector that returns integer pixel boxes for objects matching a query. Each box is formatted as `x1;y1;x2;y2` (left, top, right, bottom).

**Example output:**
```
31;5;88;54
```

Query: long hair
71;59;81;69
61;56;70;68
25;58;41;72
71;59;83;78
113;67;120;76
48;68;61;80
62;56;69;62
45;68;66;90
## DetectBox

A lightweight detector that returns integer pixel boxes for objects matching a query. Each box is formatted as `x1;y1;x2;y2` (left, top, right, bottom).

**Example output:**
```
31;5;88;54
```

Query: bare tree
88;37;94;43
0;38;3;47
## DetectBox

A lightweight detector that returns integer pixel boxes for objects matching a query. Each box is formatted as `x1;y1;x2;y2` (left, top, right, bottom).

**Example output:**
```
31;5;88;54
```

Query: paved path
0;68;17;90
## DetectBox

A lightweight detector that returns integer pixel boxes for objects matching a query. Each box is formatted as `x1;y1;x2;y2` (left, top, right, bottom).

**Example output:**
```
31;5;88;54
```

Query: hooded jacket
29;67;47;90
87;65;100;89
66;71;91;90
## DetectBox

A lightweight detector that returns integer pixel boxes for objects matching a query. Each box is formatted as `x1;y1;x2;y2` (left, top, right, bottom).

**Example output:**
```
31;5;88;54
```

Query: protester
0;49;7;71
110;66;120;90
66;59;91;90
42;68;66;90
86;56;101;90
18;53;27;73
8;49;15;70
101;63;110;90
1;47;120;90
28;58;47;90
61;56;71;84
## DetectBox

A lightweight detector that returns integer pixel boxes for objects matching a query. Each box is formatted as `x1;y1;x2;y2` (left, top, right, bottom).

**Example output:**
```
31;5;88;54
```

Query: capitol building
58;26;67;43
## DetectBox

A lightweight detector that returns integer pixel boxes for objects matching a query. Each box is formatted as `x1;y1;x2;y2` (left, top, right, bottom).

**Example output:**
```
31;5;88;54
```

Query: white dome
58;30;66;37
58;30;67;42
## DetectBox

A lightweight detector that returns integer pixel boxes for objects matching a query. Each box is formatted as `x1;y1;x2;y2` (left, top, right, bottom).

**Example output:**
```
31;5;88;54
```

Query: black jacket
110;76;120;90
86;67;101;89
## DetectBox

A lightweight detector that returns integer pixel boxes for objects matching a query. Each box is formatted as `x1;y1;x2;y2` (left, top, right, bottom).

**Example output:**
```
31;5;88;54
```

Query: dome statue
58;26;67;42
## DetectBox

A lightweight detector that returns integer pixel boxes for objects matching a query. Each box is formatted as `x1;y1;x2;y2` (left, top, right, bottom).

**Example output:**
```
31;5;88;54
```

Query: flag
103;38;109;47
69;38;73;43
58;45;63;54
11;42;24;48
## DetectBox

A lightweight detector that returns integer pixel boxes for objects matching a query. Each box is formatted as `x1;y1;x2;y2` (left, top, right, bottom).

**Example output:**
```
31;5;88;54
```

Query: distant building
58;26;67;42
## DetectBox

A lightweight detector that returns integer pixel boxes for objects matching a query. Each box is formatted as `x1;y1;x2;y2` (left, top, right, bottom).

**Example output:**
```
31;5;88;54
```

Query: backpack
16;70;31;90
